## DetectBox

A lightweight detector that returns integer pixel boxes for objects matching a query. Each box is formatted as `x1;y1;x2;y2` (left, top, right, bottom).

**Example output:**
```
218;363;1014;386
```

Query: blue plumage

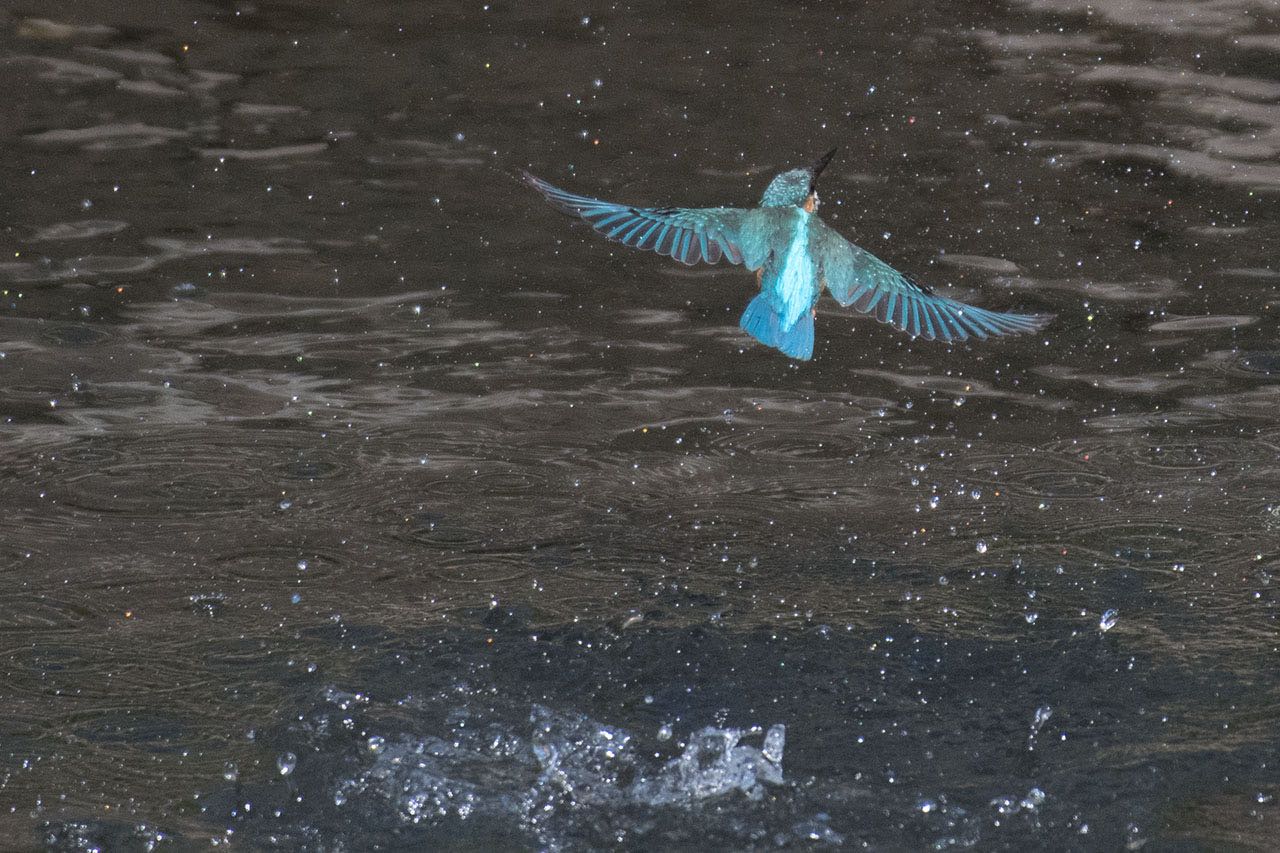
523;173;752;266
740;294;814;360
523;152;1050;360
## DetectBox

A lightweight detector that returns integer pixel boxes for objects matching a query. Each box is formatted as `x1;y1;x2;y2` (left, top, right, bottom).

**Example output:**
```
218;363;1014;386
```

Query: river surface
3;1;1279;850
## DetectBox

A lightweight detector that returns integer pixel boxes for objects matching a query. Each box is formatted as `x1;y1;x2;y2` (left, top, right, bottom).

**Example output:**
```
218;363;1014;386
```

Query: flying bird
523;150;1050;360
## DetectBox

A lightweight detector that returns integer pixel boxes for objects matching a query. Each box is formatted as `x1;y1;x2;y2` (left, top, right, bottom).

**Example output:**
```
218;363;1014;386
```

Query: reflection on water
2;0;1279;849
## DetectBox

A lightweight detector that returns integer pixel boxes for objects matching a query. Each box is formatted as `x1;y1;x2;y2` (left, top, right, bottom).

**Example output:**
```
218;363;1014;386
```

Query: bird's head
760;148;836;210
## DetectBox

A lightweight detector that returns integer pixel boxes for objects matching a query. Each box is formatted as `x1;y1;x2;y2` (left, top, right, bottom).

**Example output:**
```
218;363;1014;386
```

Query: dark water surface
3;0;1279;849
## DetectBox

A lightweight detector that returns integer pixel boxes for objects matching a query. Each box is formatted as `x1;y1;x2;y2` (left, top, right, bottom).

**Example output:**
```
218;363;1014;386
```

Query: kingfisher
523;149;1050;360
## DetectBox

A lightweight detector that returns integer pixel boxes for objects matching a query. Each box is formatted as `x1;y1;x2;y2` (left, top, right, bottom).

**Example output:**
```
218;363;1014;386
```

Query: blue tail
739;294;814;360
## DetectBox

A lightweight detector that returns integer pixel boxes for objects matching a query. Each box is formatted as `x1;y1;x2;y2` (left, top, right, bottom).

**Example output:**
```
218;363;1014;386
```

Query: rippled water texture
3;1;1279;849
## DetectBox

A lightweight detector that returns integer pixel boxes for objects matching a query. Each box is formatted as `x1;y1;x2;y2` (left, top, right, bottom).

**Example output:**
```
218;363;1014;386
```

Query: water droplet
991;795;1018;815
222;762;239;782
1099;609;1119;632
762;724;785;763
918;798;938;814
296;559;308;571
657;723;673;741
277;498;293;510
1021;787;1047;810
366;735;385;754
277;752;297;776
975;540;988;554
1032;705;1052;732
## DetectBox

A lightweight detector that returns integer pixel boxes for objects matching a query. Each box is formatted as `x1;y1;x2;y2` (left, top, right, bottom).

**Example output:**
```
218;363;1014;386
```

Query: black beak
808;148;837;191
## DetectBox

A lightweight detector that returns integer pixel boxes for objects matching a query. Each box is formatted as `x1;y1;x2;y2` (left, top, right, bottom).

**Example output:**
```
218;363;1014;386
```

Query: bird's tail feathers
740;294;814;361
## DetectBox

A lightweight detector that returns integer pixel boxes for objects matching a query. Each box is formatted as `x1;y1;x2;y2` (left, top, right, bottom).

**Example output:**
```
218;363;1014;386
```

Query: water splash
331;702;793;847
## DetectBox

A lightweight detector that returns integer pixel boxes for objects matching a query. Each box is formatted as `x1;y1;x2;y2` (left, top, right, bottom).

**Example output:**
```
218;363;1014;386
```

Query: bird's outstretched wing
811;218;1051;342
523;172;774;269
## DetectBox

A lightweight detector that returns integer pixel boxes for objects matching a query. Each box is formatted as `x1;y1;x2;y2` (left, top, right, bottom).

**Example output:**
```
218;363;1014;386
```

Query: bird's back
756;208;818;330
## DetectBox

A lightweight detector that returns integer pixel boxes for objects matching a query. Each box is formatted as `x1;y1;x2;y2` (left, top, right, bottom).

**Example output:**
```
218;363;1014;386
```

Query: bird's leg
756;269;763;288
